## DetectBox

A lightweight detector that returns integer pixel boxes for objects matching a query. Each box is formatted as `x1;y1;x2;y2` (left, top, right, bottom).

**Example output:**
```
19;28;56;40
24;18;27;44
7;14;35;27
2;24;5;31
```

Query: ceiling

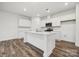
0;2;77;17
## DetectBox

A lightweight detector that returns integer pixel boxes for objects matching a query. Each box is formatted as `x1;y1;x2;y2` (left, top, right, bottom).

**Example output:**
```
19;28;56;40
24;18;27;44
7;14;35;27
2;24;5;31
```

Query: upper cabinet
60;13;76;21
40;17;60;27
51;12;76;26
51;17;60;26
40;20;46;27
40;12;76;27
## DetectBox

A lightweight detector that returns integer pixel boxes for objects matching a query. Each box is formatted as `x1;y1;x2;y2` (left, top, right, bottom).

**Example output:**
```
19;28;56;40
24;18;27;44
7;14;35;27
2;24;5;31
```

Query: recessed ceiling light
65;2;68;6
24;8;27;11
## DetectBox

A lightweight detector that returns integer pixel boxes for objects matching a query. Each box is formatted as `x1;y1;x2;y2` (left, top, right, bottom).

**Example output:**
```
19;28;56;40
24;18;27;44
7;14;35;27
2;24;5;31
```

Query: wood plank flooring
0;38;43;57
25;42;43;57
0;38;79;57
50;40;79;57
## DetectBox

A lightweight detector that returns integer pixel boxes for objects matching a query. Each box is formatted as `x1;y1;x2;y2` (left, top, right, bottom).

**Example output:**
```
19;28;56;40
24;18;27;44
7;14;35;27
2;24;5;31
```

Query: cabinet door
51;18;60;26
41;20;46;27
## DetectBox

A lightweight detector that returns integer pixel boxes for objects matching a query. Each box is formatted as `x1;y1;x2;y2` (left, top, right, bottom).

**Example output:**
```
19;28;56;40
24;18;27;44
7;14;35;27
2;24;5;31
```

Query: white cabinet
51;17;60;26
40;18;61;27
40;20;46;27
40;12;75;27
60;13;75;21
25;31;58;56
51;13;75;26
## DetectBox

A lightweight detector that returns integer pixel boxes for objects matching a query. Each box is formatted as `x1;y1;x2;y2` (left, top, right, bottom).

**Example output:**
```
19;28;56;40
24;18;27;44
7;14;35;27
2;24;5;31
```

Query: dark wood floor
24;42;43;57
50;40;79;57
0;38;43;57
0;38;79;57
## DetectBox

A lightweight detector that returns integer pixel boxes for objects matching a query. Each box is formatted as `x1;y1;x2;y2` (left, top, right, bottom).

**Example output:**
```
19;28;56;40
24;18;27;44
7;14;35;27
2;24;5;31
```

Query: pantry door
61;20;76;42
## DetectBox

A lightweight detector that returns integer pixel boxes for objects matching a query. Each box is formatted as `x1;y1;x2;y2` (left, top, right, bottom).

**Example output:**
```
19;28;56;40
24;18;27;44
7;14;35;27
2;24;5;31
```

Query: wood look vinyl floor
50;40;79;57
0;38;79;57
0;39;43;57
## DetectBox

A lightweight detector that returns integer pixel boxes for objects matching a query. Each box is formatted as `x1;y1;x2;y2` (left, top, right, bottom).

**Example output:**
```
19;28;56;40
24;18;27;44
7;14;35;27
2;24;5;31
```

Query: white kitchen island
25;31;60;57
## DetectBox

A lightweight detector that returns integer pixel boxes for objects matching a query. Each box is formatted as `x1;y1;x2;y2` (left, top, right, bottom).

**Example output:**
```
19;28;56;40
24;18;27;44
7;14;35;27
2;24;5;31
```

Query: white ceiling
0;2;77;17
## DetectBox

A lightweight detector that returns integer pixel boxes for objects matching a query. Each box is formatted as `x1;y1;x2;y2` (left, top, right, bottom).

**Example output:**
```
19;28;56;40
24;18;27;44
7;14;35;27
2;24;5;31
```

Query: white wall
17;17;32;38
0;11;31;41
31;17;41;31
0;11;18;41
18;16;31;27
76;4;79;46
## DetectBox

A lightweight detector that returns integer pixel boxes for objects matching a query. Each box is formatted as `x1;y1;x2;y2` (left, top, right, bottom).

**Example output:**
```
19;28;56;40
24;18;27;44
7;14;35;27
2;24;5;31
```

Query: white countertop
26;31;60;35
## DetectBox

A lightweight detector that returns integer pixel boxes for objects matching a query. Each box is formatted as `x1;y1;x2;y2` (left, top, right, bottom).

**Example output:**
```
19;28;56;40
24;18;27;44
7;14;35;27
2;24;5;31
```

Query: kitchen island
25;31;60;57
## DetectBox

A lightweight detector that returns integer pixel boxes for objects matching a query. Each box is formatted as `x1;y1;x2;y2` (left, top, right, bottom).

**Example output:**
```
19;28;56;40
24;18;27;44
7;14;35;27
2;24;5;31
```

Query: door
61;20;76;42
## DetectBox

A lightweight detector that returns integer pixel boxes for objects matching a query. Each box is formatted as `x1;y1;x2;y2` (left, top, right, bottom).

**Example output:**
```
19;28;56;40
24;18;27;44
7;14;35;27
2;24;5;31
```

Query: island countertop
26;31;60;35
